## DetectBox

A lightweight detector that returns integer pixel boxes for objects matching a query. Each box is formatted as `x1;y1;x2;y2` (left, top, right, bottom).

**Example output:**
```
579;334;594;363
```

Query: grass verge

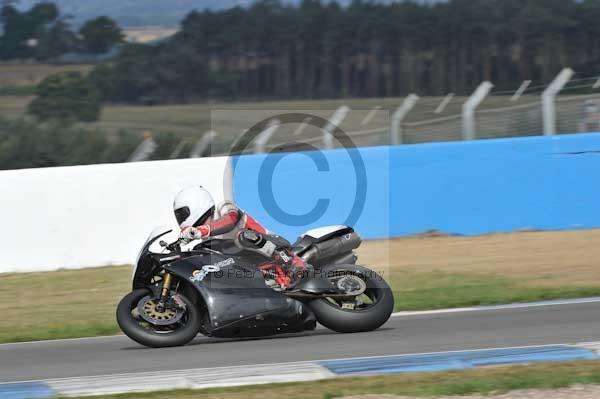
62;360;600;399
388;271;600;311
0;266;130;343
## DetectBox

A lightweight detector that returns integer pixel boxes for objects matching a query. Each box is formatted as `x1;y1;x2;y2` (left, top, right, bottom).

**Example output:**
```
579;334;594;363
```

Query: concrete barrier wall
233;132;600;240
387;132;600;236
3;132;600;273
0;158;232;273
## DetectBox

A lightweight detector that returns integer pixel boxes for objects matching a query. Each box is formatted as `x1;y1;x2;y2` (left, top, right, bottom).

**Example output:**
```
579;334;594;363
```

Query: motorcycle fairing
293;225;355;254
163;253;315;336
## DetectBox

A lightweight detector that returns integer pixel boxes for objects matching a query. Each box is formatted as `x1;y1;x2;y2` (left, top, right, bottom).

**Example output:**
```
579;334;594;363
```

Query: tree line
9;0;600;106
86;0;600;104
0;1;123;60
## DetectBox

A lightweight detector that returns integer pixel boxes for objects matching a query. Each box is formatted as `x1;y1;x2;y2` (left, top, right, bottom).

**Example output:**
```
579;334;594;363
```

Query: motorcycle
116;225;394;348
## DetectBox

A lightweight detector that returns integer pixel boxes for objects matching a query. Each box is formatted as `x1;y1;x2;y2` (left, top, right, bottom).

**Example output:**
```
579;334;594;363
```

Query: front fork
157;272;173;312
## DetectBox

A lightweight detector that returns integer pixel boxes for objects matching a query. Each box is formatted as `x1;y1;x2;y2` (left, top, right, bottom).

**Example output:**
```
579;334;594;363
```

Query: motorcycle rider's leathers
180;202;310;288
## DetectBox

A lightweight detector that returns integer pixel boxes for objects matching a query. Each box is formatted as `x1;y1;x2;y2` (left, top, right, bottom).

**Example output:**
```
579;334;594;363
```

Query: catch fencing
160;68;600;157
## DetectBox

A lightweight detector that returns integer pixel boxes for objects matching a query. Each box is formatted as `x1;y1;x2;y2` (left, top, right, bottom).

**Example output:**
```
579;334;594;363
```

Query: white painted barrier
0;158;232;273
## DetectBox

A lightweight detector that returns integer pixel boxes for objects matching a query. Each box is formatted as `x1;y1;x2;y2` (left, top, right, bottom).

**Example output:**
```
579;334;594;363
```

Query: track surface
2;300;599;383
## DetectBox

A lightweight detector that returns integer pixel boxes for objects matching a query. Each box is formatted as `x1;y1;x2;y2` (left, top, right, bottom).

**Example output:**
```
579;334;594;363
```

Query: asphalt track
1;299;600;384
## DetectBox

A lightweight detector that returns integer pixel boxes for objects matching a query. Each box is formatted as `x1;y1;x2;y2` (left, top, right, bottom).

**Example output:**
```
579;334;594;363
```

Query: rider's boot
261;253;313;291
277;250;313;290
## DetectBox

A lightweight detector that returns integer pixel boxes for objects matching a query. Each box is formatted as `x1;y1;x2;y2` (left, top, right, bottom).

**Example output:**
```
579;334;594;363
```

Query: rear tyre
308;264;394;333
116;288;201;348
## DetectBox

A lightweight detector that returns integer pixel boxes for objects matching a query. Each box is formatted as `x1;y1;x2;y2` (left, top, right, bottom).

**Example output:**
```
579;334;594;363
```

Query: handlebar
166;241;181;252
161;237;216;256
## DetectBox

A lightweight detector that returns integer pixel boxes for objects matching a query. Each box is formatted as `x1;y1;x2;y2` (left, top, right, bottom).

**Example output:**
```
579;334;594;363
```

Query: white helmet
173;186;215;228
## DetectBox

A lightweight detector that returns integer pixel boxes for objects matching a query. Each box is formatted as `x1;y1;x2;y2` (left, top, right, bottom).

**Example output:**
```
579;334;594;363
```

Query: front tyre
116;288;201;348
308;264;394;333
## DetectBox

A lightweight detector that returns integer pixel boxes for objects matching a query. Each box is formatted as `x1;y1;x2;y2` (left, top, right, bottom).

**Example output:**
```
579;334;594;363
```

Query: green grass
2;265;600;344
0;266;130;344
62;360;600;399
389;271;600;311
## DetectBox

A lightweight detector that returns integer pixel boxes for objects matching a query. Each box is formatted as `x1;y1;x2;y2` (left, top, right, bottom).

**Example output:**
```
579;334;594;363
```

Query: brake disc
336;275;367;296
137;295;185;326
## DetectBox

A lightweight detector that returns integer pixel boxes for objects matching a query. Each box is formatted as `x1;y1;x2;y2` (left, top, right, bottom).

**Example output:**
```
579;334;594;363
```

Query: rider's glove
180;225;210;241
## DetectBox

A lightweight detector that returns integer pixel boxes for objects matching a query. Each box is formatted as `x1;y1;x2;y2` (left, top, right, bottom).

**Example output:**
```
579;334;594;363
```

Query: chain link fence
474;101;543;139
255;76;600;153
557;94;600;135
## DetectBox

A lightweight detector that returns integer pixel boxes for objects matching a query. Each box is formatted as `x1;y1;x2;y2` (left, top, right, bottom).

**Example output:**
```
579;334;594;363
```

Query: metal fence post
462;82;494;140
391;94;419;145
361;106;382;125
542;68;574;136
254;119;281;154
190;130;218;158
128;131;158;162
293;116;313;136
323;106;350;149
511;80;532;102
434;93;454;114
169;140;188;159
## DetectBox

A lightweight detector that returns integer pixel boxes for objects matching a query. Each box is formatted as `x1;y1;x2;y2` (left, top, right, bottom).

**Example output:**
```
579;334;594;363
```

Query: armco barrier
233;132;600;240
0;158;232;273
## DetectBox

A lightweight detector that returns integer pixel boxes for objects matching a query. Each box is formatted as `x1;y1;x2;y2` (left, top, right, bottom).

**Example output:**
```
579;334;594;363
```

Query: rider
173;185;310;289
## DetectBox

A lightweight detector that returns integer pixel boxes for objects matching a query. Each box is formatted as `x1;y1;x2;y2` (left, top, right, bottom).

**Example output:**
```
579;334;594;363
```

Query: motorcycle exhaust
301;232;361;263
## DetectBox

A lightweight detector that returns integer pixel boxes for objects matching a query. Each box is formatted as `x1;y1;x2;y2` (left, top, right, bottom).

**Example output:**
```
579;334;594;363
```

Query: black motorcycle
116;225;394;348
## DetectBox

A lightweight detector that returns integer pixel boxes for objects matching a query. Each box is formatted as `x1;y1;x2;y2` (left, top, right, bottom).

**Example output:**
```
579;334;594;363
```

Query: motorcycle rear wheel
116;288;201;348
308;264;394;333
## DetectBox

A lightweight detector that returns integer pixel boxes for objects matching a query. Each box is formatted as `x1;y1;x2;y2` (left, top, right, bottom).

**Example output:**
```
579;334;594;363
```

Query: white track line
392;297;600;317
2;297;600;347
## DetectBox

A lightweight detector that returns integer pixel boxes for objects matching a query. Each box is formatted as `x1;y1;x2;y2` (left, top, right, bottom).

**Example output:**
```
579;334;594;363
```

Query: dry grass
0;63;93;87
358;229;600;288
0;95;33;117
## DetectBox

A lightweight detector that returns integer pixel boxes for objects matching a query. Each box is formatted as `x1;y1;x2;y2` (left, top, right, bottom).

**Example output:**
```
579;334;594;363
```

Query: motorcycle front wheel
308;264;394;333
116;288;201;348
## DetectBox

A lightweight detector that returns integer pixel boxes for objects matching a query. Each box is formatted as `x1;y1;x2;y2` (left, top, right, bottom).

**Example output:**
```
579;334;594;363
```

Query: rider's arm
204;209;242;236
180;208;242;240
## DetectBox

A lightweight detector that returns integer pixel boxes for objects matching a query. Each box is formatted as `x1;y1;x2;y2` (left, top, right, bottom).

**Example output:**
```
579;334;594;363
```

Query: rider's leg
235;229;312;289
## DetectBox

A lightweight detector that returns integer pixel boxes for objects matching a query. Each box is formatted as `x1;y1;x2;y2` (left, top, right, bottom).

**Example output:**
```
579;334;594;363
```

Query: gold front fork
161;272;173;299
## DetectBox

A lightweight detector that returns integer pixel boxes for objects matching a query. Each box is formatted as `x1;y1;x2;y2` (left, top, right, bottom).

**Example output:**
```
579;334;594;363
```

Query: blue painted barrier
0;382;56;399
320;345;599;375
232;146;391;241
233;133;600;240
